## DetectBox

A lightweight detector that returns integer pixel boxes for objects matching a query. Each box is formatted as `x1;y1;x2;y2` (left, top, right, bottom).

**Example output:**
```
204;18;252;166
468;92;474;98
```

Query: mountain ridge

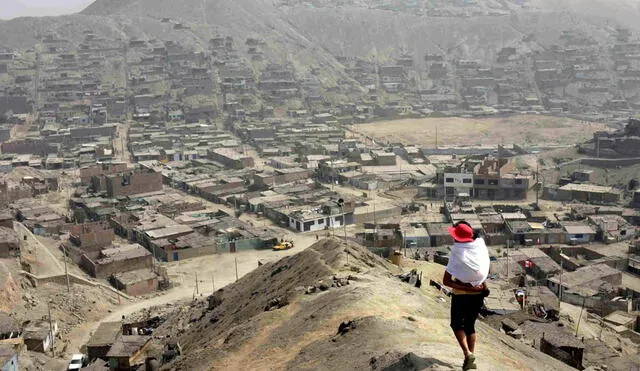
152;238;575;370
2;0;640;62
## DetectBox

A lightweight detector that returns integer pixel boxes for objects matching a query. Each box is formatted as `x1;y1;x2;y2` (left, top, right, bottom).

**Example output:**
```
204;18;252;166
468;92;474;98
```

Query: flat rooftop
113;269;158;286
560;183;621;194
106;335;150;358
145;224;194;240
86;321;122;347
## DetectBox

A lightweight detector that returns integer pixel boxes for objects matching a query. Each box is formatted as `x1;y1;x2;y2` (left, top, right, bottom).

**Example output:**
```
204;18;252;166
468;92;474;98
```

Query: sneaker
462;354;477;370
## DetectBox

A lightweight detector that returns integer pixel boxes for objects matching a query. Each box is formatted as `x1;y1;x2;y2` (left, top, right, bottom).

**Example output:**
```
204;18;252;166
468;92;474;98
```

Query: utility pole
575;296;586;336
339;200;348;265
536;163;540;208
62;244;70;293
235;257;239;282
373;202;377;247
47;300;54;357
523;279;527;312
506;240;509;281
558;247;563;309
435;124;438;149
195;272;199;296
331;205;335;237
599;299;605;340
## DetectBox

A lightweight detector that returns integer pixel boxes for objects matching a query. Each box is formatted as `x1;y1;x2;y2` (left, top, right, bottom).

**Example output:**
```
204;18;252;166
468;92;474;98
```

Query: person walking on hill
442;221;490;370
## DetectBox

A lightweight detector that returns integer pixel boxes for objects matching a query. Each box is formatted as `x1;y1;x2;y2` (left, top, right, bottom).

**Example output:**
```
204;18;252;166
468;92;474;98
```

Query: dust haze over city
1;0;640;370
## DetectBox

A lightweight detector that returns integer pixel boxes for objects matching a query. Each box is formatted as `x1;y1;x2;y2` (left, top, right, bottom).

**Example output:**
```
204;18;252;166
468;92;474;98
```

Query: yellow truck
273;240;294;251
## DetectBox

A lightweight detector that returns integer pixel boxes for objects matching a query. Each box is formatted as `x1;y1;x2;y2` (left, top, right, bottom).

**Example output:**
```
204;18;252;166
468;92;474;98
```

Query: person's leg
450;295;471;357
467;332;477;354
454;329;471;357
464;295;484;356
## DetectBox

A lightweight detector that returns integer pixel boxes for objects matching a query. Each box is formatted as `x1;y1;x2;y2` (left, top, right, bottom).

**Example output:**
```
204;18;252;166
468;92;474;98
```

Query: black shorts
450;294;484;336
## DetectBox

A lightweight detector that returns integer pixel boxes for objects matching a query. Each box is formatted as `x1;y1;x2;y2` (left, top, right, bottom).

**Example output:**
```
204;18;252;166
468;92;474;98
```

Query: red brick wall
123;277;158;296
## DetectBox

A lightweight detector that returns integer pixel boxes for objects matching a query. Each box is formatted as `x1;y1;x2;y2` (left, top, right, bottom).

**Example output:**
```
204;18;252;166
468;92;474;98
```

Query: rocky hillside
1;0;640;62
154;238;574;370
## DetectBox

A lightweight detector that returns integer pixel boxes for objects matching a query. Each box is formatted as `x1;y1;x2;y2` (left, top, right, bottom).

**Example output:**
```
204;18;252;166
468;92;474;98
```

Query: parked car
67;354;88;370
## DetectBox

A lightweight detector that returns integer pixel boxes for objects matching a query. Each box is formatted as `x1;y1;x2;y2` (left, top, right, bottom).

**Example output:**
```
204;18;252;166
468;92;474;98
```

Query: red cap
448;223;474;243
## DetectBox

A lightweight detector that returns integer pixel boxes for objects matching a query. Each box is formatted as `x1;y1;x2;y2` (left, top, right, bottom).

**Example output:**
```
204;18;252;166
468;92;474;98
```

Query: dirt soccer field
349;115;610;147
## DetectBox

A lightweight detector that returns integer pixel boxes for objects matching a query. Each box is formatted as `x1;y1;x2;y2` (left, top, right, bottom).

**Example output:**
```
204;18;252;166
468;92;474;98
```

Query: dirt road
68;232;318;354
113;122;131;163
16;222;64;276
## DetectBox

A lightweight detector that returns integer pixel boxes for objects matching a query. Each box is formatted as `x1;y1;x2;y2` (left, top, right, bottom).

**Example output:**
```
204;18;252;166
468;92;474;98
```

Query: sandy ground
349;115;609;147
113;123;131;163
16;222;64;277
66;231;320;357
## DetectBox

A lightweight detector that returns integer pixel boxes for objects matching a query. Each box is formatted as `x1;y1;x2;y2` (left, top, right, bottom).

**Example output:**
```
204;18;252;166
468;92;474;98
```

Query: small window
488;179;499;186
445;178;454;183
474;179;485;185
303;221;313;231
515;179;523;185
574;234;583;239
462;178;472;184
318;218;324;224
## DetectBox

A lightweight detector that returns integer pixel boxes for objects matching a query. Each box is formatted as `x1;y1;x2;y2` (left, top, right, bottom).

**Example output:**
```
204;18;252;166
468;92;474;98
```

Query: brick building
0;227;19;258
105;171;163;198
473;157;531;200
68;222;115;251
80;162;128;185
207;148;254;169
253;168;313;188
112;270;159;296
555;183;621;204
80;244;153;279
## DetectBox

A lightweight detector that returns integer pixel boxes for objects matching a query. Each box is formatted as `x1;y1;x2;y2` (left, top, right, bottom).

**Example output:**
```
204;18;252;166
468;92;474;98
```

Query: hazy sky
1;0;94;20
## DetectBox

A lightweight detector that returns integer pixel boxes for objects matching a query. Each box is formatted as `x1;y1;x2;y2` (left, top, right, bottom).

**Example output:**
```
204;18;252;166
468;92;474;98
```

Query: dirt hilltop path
155;238;575;371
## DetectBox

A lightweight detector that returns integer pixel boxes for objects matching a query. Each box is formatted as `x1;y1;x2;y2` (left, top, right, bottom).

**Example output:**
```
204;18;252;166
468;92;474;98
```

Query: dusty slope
0;0;639;63
158;238;573;370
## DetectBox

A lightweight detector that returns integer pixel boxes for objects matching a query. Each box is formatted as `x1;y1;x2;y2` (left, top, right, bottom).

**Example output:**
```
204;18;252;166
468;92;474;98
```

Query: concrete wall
70;125;116;139
0;352;18;371
540;338;583;369
87;345;112;361
162;245;216;262
33;273;97;287
253;169;313;187
1;140;56;156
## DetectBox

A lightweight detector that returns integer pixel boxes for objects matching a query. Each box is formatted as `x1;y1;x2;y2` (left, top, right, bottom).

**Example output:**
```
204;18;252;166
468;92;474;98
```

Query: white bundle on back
446;238;490;287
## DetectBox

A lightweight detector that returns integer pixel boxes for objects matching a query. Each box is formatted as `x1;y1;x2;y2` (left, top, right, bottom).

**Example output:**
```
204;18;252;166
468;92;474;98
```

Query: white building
444;172;474;197
288;209;347;233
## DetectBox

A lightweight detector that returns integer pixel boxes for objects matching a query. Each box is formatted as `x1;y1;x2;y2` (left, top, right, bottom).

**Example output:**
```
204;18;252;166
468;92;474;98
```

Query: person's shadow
381;352;457;371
